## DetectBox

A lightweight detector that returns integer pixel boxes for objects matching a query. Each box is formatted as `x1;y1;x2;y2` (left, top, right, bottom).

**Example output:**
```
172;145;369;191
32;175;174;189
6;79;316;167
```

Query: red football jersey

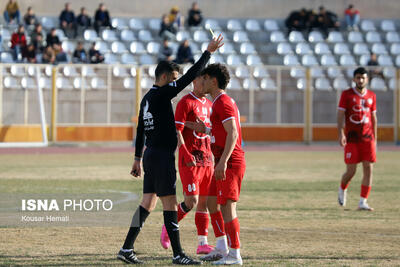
210;92;245;167
175;92;213;166
338;87;376;143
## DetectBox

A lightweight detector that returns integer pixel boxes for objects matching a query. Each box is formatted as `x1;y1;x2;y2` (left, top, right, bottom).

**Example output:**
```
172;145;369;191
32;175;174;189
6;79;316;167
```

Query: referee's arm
134;103;145;160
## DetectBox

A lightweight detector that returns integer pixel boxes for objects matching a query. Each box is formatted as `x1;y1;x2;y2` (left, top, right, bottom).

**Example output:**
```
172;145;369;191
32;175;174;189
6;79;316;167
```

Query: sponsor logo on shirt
143;101;154;130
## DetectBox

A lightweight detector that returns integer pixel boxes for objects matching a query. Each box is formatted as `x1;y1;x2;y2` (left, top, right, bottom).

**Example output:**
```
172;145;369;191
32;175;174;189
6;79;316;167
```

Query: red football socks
195;211;209;236
177;203;189;222
341;181;350;190
360;185;371;199
225;217;240;249
210;211;226;237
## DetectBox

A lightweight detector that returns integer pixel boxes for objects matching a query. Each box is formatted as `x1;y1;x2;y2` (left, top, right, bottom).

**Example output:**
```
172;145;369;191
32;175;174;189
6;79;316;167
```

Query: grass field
0;147;400;266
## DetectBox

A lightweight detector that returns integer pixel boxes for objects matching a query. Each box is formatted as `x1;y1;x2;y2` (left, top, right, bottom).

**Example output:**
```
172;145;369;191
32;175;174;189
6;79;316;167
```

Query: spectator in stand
23;6;37;26
23;43;36;63
175;39;194;64
159;14;177;41
317;6;340;38
285;8;308;33
89;42;104;63
10;25;27;62
367;53;384;78
4;0;20;25
59;2;76;38
42;46;56;64
77;7;91;29
345;4;360;31
73;41;87;63
94;3;111;34
306;9;319;33
46;28;61;48
30;23;45;51
188;2;202;27
53;43;68;63
168;6;184;28
157;38;173;62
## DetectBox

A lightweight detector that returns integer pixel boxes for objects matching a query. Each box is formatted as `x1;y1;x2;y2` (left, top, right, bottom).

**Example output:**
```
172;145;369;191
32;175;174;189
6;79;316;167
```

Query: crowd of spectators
285;4;361;38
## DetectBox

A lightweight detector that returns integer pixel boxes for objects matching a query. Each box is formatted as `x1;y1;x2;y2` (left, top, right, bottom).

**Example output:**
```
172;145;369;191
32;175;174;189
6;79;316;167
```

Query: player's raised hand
185;116;206;133
206;33;224;53
130;159;142;177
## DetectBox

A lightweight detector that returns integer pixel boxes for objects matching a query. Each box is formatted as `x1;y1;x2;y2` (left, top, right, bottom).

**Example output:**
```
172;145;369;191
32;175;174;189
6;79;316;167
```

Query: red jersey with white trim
210;92;245;167
175;92;213;167
338;87;376;143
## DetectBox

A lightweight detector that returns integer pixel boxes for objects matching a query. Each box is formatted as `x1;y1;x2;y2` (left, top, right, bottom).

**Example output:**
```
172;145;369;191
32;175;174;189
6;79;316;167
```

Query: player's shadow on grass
0;254;171;266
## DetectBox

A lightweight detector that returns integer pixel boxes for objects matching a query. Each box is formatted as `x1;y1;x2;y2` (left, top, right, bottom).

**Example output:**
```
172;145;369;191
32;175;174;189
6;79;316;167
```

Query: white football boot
212;254;243;265
358;200;374;211
200;248;228;261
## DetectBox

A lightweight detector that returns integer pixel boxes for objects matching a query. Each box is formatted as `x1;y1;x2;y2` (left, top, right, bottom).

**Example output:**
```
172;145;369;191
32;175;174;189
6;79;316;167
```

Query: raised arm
174;34;224;94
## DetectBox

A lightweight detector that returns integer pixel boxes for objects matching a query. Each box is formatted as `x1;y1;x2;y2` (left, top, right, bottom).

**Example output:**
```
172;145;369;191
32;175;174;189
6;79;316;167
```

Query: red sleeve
338;91;347;111
11;34;17;47
217;97;236;124
175;97;190;132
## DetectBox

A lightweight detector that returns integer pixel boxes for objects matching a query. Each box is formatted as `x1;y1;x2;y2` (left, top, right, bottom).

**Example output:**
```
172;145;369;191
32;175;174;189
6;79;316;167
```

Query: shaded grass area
1;150;400;266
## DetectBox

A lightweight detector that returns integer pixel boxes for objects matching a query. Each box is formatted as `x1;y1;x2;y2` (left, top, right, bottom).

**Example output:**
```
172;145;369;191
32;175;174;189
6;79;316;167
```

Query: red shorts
344;141;376;164
208;165;246;205
179;165;213;196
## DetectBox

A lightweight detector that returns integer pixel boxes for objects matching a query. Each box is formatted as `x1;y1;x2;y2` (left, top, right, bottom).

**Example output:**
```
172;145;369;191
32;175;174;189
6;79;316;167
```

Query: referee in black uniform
117;34;224;265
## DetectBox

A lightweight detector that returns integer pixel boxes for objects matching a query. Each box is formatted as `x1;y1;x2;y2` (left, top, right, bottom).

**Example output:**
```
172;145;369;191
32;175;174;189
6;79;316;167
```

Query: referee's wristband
134;156;142;161
205;127;211;135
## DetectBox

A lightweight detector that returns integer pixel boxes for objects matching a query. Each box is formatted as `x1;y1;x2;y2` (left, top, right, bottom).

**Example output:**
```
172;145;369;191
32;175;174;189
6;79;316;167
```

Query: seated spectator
30;23;45;51
317;6;340;38
42;46;56;64
344;4;360;31
94;3;111;34
77;7;91;28
159;14;177;41
175;39;194;64
73;42;88;63
23;6;37;26
188;2;202;27
168;6;184;28
4;0;20;25
23;43;36;63
10;24;27;62
53;43;68;63
367;53;384;78
305;10;319;32
89;42;104;63
59;2;76;38
157;38;173;62
285;8;308;33
46;28;61;48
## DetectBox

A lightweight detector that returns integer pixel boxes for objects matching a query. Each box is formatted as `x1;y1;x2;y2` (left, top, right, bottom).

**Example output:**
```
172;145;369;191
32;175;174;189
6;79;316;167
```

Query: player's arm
177;130;196;167
214;119;238;180
131;104;145;177
337;109;346;147
372;111;378;144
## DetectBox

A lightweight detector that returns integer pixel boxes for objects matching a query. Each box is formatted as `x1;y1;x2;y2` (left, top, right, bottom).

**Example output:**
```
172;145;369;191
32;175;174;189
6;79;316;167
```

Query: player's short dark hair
155;61;180;81
201;63;230;90
353;67;368;77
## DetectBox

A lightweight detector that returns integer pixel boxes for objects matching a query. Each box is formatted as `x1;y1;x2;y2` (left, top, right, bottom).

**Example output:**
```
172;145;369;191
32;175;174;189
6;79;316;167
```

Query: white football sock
198;235;208;246
215;235;228;252
359;197;367;204
229;248;241;258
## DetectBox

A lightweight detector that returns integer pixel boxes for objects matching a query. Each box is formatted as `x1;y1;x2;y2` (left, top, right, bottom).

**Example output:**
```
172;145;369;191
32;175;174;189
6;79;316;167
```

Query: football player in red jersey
337;67;377;211
160;76;229;256
186;64;245;265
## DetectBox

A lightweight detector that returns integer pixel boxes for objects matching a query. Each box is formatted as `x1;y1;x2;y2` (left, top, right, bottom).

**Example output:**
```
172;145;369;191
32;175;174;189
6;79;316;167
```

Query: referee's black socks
163;210;183;257
122;205;150;250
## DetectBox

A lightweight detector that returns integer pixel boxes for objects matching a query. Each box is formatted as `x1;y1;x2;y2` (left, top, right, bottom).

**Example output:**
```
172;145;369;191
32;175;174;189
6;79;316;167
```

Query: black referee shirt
135;50;211;158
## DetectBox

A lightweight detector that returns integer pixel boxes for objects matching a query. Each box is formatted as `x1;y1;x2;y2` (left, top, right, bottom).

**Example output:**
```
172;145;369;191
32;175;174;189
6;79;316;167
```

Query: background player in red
337;67;377;211
186;64;245;265
160;76;228;255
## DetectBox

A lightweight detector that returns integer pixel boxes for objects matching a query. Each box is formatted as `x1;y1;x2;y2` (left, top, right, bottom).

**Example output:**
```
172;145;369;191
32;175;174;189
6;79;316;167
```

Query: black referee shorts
142;147;177;197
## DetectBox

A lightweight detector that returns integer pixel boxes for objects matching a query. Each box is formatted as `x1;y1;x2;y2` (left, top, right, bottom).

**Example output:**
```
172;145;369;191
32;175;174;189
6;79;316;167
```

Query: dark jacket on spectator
46;33;61;47
59;9;75;25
